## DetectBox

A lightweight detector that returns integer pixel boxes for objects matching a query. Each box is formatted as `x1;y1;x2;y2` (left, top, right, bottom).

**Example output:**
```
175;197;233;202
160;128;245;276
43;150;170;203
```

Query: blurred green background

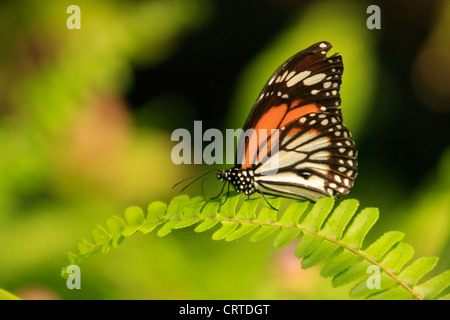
0;0;449;299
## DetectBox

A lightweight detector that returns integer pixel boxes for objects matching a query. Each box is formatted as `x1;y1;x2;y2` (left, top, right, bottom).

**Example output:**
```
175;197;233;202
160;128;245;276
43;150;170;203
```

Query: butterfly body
218;41;358;202
217;168;256;196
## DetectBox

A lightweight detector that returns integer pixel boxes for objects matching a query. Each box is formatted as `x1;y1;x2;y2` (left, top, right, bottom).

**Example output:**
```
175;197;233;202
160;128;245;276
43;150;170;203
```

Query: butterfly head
217;168;256;195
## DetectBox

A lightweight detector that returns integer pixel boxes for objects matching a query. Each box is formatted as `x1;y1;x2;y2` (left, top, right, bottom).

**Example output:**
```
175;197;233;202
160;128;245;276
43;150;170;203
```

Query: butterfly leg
256;190;278;211
218;183;231;209
209;179;227;201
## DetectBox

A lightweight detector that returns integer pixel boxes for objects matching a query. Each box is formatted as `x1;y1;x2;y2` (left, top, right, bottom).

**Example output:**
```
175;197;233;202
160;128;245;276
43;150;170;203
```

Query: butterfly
216;41;358;203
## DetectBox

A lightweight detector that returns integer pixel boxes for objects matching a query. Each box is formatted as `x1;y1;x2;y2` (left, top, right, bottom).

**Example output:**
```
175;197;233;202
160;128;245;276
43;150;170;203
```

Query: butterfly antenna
176;170;216;195
172;169;216;189
257;190;278;211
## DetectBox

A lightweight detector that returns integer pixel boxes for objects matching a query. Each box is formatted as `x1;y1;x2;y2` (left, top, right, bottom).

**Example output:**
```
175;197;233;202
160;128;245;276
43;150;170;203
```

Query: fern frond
61;195;450;300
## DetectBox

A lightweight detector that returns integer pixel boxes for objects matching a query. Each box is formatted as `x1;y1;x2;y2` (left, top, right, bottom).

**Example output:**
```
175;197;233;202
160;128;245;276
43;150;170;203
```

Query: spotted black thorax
217;168;256;196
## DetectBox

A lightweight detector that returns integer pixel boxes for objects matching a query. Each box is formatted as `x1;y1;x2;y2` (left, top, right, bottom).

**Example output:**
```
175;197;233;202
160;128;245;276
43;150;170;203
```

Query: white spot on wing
310;150;330;161
286;71;296;81
303;73;326;86
295;136;330;152
255;150;307;175
286;130;320;150
286;71;311;87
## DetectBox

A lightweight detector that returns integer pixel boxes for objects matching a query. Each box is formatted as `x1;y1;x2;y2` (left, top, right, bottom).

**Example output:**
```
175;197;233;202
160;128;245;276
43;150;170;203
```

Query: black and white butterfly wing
253;112;358;202
226;41;357;202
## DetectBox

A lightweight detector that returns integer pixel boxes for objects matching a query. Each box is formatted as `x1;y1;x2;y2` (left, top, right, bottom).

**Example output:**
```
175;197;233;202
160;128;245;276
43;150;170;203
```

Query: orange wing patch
240;100;321;169
241;104;287;168
280;102;320;127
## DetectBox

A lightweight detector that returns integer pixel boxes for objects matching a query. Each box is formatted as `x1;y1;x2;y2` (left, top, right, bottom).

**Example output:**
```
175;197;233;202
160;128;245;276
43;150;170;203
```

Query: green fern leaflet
61;195;450;300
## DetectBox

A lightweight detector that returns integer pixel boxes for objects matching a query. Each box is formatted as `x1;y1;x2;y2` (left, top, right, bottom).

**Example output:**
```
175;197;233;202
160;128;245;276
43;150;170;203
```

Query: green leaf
90;225;112;254
125;206;146;227
363;231;405;262
212;221;240;240
295;232;323;259
166;195;190;218
139;221;164;234
147;201;168;223
398;257;439;287
255;197;281;223
226;224;258;241
341;208;379;249
273;229;301;249
182;197;204;219
438;293;450;300
250;225;279;242
320;199;359;240
332;260;371;287
350;272;398;299
123;206;146;236
62;194;450;300
298;197;334;232
381;242;414;274
321;250;363;278
90;225;112;245
201;202;220;219
157;220;180;237
218;194;239;219
195;219;220;233
169;197;204;230
139;201;168;234
235;198;260;220
76;238;95;255
414;270;450;300
367;287;415;300
278;201;309;228
301;240;342;269
172;220;200;230
106;216;127;246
